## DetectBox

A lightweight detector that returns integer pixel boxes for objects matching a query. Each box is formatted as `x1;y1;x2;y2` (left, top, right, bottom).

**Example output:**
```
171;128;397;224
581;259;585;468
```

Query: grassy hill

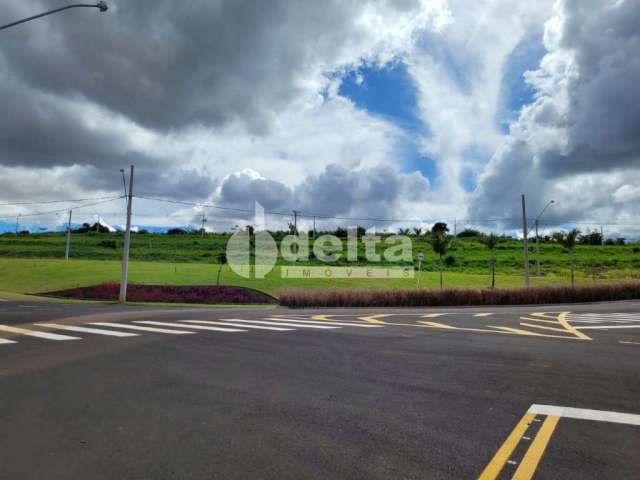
1;232;638;277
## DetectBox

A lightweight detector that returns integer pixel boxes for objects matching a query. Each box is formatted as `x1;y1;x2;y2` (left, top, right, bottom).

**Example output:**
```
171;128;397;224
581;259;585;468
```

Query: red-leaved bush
279;283;640;308
48;283;276;304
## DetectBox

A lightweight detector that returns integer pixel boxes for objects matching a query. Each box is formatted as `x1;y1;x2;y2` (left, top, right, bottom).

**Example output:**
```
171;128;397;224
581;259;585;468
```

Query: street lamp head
550;200;555;204
97;1;108;12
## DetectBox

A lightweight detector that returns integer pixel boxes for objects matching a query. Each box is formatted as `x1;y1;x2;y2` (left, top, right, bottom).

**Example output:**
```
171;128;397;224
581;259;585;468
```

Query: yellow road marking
512;415;559;480
422;313;447;318
557;312;592;341
488;326;543;336
519;323;571;333
357;314;391;324
311;315;333;321
418;321;458;329
519;317;560;324
478;412;536;480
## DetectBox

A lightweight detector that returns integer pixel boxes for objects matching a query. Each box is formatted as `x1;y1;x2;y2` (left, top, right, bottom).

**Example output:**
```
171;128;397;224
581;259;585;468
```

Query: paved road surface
1;299;639;479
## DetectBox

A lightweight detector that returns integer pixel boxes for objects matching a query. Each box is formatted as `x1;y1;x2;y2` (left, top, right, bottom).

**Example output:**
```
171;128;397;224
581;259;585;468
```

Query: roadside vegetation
0;227;638;300
280;283;640;308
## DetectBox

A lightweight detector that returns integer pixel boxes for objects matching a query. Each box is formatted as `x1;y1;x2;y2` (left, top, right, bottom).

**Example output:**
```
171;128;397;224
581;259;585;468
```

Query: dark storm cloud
211;164;430;226
0;0;388;133
470;0;640;227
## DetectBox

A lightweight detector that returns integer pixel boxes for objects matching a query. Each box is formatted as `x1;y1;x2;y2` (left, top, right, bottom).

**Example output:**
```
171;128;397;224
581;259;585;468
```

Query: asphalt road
1;299;639;479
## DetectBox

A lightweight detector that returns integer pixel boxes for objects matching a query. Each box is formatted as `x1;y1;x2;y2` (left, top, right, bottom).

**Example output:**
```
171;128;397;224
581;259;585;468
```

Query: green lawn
1;232;638;299
0;257;629;299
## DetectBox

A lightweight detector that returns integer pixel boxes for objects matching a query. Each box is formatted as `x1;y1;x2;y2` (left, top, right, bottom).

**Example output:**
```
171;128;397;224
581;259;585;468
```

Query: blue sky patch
338;61;424;134
496;29;547;132
337;62;437;182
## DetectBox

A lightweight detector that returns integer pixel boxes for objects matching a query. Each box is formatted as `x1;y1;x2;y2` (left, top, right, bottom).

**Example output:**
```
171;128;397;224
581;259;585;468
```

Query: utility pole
600;225;604;245
65;210;72;260
200;214;207;237
15;215;19;234
293;210;298;234
522;194;530;288
119;165;134;303
535;218;540;276
454;218;457;237
312;216;316;238
534;199;554;276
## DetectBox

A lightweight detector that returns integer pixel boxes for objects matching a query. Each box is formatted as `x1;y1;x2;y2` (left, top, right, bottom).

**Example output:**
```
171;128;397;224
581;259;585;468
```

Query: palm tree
398;227;411;235
412;227;423;237
430;233;452;289
481;233;499;288
216;252;227;285
559;229;580;287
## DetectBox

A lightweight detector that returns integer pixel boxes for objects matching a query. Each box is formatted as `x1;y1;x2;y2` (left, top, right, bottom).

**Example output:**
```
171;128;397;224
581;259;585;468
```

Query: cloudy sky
0;0;638;236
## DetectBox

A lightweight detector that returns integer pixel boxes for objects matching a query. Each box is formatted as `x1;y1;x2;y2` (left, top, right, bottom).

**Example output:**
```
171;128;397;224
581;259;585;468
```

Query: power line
0;197;123;221
0;195;123;207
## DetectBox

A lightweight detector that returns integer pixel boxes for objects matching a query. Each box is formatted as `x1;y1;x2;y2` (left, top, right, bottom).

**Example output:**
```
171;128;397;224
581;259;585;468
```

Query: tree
431;222;449;236
398;227;411;235
412;227;423;237
429;232;452;289
551;231;565;243
216;252;227;285
559;229;580;287
481;233;499;288
457;228;482;238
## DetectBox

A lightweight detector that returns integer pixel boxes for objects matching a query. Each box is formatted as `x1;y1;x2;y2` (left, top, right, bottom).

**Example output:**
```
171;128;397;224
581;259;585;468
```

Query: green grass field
0;257;633;299
0;232;638;298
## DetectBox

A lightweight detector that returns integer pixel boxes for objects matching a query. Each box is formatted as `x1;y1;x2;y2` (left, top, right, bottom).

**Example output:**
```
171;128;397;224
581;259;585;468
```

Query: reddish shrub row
48;283;276;304
279;283;640;308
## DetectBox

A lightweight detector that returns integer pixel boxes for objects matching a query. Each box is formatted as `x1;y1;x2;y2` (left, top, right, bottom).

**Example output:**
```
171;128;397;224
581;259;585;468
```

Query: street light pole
118;165;134;303
522;194;530;288
65;209;73;260
0;2;108;31
534;200;555;276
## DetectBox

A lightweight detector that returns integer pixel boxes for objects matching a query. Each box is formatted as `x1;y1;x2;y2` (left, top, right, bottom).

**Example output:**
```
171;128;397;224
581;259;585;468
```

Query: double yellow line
479;412;559;480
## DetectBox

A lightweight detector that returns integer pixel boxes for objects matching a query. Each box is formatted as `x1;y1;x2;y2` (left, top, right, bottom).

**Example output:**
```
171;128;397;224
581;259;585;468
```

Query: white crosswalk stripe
134;321;246;332
0;324;80;341
180;320;293;331
567;312;640;330
0;338;17;345
90;322;195;334
576;325;640;330
218;319;339;329
36;323;139;337
263;317;383;328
